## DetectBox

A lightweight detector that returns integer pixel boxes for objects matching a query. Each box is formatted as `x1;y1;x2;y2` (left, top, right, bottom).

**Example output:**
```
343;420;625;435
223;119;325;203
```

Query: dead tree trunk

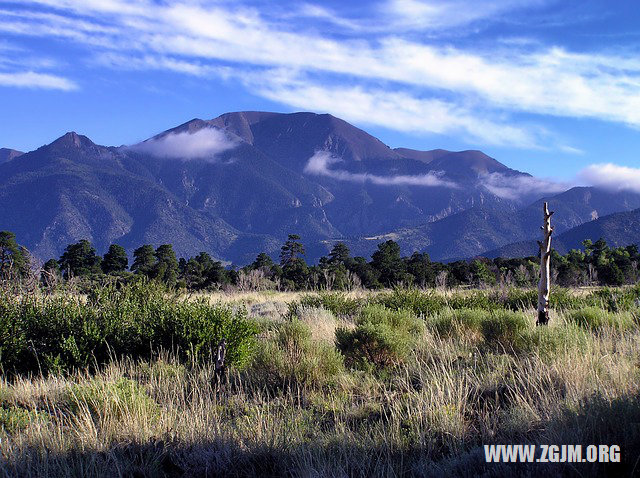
213;339;227;390
537;202;554;325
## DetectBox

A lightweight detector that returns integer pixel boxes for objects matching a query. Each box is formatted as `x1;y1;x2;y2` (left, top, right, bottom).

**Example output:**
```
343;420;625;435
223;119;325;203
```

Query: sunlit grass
1;286;639;476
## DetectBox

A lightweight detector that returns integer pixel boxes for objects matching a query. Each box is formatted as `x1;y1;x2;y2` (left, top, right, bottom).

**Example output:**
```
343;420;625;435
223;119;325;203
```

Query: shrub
564;307;636;331
499;289;538;311
373;288;446;317
480;310;530;349
294;293;363;318
66;377;159;419
248;320;344;391
0;279;258;375
586;287;640;312
336;304;424;369
0;406;48;434
426;308;531;352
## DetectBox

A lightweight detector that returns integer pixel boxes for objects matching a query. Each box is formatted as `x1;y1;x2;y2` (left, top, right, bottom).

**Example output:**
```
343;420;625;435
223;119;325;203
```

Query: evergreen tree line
1;231;639;291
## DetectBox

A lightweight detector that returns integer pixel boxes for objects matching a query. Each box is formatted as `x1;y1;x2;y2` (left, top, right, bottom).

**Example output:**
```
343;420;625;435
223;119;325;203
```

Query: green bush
294;293;363;318
0;406;48;434
373;288;446;317
586;287;640;312
426;308;531;352
66;378;158;419
248;320;344;390
564;307;636;331
0;279;258;375
336;304;424;369
499;289;538;311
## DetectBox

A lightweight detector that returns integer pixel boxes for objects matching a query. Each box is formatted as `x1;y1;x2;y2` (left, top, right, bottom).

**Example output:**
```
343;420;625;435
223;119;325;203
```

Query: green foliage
0;279;258;375
295;293;363;318
336;304;424;369
131;244;156;277
180;252;229;290
426;308;530;352
249;320;344;390
58;239;102;277
153;244;179;285
0;406;48;434
374;288;446;316
280;234;305;267
66;378;158;419
102;244;128;274
371;240;408;287
564;307;636;331
0;231;28;277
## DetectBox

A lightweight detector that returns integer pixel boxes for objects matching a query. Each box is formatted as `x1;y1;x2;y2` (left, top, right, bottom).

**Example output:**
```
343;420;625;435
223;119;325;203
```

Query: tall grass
1;285;639;476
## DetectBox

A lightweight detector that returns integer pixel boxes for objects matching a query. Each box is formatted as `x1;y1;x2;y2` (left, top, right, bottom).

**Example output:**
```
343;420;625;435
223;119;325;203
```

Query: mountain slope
484;208;640;258
3;110;640;264
0;133;276;262
0;148;23;164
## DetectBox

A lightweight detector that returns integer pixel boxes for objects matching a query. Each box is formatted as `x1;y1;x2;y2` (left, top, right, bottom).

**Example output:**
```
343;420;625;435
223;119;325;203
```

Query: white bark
537;202;554;325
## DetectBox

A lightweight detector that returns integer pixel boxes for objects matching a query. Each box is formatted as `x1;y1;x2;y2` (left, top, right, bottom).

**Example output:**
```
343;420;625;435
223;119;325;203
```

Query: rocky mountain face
484;207;640;258
2;111;639;263
0;148;23;164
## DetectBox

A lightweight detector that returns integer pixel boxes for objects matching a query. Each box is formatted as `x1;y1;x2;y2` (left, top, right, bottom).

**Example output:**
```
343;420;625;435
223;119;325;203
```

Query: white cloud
482;172;569;200
5;0;640;149
251;74;554;149
304;150;457;188
0;71;77;90
579;163;640;194
129;128;238;160
382;0;546;30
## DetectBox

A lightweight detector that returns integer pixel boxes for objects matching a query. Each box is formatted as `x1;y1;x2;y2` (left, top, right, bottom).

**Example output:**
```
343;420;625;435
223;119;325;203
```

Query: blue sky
1;0;640;190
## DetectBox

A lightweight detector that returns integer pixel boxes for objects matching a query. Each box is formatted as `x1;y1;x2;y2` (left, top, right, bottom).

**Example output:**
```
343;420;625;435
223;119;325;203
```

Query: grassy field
1;283;639;477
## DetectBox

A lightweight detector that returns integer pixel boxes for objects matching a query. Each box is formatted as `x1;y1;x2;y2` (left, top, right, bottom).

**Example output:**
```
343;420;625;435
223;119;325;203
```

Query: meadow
1;281;639;477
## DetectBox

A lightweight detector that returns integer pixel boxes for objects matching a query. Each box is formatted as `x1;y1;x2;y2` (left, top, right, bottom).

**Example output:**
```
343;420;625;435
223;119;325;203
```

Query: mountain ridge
2;110;640;264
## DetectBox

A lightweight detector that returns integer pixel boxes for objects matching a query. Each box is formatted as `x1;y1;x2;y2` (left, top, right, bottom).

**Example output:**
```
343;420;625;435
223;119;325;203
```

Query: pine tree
58;239;101;277
0;231;28;276
371;240;406;287
280;234;305;266
131;245;156;277
102;244;128;274
154;244;178;285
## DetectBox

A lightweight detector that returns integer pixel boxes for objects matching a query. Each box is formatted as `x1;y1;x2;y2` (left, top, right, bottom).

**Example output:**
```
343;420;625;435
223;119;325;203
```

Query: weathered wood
215;339;226;376
537;202;553;325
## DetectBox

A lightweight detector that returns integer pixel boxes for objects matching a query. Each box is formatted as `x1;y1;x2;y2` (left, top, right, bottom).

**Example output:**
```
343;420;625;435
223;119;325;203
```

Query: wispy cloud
129;128;238;160
0;71;77;90
481;172;570;200
251;73;554;148
579;163;640;194
304;150;457;187
381;0;548;31
3;0;640;150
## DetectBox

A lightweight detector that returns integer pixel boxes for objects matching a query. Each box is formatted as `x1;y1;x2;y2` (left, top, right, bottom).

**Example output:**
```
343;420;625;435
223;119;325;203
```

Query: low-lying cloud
481;172;570;200
304;151;457;188
130;128;238;160
579;163;640;194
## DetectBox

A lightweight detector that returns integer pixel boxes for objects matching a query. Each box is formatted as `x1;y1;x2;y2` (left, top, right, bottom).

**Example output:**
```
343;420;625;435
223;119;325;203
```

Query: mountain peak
0;148;24;164
49;131;95;149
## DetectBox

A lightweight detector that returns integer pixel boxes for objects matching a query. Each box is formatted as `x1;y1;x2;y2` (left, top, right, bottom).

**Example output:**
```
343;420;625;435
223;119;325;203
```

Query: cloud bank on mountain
129;128;238;160
304;150;457;187
579;163;640;194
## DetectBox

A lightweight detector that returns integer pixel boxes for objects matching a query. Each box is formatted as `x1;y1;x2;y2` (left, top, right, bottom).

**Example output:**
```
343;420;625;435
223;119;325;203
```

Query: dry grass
1;290;639;477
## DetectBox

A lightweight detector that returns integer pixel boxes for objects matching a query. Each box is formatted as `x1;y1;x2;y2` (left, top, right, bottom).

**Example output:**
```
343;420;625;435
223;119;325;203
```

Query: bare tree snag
214;339;227;388
537;202;554;325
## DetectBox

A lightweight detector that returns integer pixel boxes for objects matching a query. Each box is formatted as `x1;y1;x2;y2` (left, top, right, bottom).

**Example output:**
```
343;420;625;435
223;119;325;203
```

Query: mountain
0;148;23;164
484;208;640;258
335;185;640;262
2;110;639;264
